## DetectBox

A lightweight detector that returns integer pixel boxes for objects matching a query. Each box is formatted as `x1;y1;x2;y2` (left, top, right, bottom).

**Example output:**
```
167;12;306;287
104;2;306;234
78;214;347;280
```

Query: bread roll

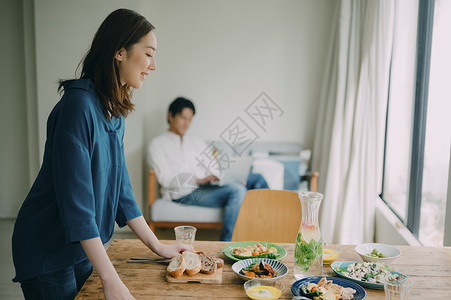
199;253;217;274
167;254;186;278
182;251;201;276
213;257;224;269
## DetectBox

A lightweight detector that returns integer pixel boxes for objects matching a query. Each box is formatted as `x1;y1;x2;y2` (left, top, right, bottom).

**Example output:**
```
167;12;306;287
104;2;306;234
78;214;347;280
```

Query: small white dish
355;243;401;264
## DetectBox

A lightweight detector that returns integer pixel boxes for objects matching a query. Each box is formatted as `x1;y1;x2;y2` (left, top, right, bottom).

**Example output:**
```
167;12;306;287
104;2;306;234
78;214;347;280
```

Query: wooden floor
0;219;221;300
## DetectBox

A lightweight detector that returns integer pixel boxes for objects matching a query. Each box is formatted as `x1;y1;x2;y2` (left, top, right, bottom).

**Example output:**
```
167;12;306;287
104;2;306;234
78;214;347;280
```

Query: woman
12;8;192;300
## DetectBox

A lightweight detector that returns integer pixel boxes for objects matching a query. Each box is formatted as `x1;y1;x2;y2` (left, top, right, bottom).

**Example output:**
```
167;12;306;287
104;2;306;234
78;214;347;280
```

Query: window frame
380;0;435;239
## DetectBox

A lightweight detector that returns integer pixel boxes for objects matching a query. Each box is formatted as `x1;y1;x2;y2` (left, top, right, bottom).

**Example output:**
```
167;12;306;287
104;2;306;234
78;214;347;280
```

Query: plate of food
291;276;366;300
232;258;288;282
331;261;404;289
222;241;287;261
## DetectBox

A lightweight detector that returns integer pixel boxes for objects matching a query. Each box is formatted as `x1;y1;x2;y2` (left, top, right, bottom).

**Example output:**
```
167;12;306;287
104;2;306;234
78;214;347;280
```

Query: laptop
217;156;253;186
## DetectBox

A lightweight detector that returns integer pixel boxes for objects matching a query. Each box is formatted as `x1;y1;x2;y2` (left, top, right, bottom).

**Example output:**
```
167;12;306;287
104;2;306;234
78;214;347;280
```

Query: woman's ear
115;48;126;62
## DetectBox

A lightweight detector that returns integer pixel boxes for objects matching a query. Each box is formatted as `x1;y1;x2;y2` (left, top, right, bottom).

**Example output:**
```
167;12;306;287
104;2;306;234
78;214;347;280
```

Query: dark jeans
20;258;93;300
245;173;269;190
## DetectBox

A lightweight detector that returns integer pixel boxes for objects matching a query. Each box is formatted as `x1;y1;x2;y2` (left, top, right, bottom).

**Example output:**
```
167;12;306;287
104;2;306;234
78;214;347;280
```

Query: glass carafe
294;191;324;280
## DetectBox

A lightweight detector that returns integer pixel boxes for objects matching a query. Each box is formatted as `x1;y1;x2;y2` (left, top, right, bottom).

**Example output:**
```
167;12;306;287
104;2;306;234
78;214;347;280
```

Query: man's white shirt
148;131;220;199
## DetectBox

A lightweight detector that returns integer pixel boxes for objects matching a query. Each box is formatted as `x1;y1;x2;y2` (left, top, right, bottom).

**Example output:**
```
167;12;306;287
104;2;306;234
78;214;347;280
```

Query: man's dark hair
167;97;196;123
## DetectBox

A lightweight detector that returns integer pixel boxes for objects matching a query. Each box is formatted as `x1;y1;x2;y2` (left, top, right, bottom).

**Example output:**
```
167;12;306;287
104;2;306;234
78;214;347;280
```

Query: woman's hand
156;242;194;258
126;217;193;258
103;276;135;300
196;175;220;185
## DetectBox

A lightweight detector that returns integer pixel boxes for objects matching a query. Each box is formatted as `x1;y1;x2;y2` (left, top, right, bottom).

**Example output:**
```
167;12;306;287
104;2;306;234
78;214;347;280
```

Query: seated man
148;97;268;241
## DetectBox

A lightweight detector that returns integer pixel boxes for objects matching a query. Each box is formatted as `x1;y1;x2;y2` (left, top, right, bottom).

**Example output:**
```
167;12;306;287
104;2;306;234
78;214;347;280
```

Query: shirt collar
62;79;94;91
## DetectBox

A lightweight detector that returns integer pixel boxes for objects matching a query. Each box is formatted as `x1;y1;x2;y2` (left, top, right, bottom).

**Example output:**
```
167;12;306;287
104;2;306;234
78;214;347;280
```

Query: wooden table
76;239;451;299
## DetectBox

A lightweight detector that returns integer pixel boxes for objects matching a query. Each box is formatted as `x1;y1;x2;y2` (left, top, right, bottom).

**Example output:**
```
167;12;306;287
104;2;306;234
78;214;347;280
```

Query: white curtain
312;0;396;244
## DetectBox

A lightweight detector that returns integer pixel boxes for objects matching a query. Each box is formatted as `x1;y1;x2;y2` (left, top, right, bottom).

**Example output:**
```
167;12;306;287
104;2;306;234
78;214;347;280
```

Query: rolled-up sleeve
116;162;142;227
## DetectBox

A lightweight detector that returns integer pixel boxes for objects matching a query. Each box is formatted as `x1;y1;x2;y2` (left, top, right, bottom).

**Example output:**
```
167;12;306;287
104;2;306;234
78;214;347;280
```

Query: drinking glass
384;275;413;300
174;226;197;245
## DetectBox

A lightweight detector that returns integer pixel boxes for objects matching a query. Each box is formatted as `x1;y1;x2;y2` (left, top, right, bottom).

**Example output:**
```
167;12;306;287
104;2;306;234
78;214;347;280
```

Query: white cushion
151;198;223;223
251;158;284;190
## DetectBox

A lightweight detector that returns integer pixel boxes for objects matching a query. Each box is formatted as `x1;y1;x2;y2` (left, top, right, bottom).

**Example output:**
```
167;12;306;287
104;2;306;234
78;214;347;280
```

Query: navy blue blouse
12;79;142;282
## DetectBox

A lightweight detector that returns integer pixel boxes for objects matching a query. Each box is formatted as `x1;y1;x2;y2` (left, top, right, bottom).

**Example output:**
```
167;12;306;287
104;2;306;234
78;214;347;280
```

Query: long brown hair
59;8;155;119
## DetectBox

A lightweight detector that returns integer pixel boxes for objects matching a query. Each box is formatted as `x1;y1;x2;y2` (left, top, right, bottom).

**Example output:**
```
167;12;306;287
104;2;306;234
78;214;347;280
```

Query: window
382;0;419;222
418;0;451;246
381;0;451;246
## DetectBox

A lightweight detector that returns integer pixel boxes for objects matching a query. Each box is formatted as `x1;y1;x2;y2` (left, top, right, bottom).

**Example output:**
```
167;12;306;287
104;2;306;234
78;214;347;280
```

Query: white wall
0;0;31;218
138;0;335;147
5;0;335;215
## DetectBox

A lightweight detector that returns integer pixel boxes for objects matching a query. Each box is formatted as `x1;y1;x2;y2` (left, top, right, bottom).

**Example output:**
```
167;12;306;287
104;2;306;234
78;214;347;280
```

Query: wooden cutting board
166;267;222;284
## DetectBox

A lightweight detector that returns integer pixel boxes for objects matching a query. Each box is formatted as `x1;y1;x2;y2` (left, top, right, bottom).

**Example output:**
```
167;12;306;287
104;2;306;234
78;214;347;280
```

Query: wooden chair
231;189;302;243
147;169;222;231
301;171;319;193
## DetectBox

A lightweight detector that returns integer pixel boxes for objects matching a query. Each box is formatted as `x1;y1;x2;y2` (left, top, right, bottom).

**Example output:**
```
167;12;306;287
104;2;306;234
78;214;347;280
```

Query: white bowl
232;258;288;282
355;243;401;264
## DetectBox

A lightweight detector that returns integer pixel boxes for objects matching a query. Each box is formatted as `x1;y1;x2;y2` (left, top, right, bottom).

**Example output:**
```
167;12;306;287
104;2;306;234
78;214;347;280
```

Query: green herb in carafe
294;192;323;280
